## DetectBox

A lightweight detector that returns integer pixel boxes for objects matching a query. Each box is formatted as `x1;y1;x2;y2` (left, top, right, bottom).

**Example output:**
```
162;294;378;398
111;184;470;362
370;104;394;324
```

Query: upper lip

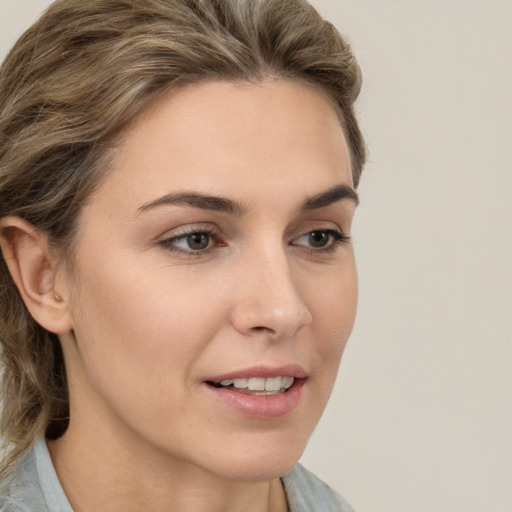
204;364;308;383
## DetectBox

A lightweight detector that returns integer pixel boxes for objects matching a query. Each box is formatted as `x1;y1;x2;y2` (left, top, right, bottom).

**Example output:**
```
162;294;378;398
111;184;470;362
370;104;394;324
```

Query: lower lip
204;379;306;419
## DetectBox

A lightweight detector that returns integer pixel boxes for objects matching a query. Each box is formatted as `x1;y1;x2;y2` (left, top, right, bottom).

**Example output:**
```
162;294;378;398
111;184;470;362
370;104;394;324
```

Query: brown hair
0;0;365;475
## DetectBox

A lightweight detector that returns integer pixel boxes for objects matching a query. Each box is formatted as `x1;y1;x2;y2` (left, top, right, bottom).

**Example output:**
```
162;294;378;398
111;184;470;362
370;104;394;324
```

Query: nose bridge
231;237;312;339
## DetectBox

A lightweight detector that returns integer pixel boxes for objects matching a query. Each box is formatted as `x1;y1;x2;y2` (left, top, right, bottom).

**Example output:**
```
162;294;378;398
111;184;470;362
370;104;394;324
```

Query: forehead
89;79;353;216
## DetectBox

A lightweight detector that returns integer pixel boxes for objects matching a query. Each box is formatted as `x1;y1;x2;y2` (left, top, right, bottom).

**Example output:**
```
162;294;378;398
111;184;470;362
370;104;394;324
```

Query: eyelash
292;229;351;255
158;228;220;257
158;228;350;257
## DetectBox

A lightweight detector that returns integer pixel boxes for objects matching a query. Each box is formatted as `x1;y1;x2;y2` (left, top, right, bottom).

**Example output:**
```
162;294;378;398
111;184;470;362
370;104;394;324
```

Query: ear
0;216;73;334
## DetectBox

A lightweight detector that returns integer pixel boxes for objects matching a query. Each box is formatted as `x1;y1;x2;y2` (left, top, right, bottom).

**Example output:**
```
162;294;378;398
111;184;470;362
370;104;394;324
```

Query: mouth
203;365;307;419
206;376;296;396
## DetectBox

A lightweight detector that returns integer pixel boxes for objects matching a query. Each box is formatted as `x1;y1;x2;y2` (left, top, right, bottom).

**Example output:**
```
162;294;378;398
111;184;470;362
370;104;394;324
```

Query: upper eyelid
157;223;221;239
291;228;349;245
294;228;346;238
167;228;217;239
288;221;346;239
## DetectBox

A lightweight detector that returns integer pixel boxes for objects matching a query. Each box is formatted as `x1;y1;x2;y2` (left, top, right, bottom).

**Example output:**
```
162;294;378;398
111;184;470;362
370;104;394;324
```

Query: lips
203;365;307;419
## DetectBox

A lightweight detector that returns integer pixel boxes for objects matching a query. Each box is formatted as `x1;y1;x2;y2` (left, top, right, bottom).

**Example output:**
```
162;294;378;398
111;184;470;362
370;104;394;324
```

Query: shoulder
282;463;354;512
0;443;47;512
0;438;70;512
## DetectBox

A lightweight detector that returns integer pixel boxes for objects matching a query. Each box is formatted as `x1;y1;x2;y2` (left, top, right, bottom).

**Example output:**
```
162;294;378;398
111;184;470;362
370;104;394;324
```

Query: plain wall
1;1;510;511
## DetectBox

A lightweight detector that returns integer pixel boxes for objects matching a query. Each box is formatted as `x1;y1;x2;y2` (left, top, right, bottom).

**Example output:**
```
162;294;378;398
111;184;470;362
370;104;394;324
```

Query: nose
230;248;312;340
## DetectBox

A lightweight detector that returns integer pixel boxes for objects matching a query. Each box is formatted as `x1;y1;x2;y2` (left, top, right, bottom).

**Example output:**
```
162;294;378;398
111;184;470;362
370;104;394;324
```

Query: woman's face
60;79;358;481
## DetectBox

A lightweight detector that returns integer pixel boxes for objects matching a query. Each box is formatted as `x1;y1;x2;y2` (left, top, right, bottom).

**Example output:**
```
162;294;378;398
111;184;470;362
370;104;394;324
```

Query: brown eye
160;230;217;253
292;229;348;252
307;231;330;248
186;233;210;250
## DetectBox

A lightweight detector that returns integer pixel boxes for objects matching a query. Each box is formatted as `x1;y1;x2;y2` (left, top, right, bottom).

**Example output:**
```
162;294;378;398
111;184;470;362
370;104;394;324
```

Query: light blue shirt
0;438;354;511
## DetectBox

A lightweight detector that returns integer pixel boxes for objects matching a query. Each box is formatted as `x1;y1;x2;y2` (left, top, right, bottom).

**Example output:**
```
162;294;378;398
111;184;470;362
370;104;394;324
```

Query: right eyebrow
298;183;359;212
137;192;248;216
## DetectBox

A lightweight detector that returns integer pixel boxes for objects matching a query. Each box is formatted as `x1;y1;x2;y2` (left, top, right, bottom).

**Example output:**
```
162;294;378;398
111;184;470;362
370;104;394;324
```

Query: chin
217;456;300;483
199;430;311;482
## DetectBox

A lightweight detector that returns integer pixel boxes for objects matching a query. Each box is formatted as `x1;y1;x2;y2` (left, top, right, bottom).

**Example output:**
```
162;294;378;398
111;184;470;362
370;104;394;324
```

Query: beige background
1;1;510;511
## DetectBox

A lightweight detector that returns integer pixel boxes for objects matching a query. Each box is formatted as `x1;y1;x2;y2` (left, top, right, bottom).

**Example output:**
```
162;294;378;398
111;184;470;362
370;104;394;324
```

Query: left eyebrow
298;184;359;212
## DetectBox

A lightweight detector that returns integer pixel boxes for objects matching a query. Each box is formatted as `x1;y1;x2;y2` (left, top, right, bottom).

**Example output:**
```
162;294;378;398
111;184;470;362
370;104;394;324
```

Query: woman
0;0;365;510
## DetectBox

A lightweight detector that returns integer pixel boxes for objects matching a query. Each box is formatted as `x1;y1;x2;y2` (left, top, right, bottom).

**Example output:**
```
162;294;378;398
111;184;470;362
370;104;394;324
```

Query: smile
203;365;307;419
209;376;295;395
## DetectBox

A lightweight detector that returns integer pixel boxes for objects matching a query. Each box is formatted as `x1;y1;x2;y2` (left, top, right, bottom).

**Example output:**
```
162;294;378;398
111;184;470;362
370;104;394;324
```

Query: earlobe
0;216;73;335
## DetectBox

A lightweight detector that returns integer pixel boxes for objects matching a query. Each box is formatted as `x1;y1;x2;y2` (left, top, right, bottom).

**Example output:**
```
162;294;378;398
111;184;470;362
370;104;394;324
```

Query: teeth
283;376;294;389
265;377;282;391
233;378;247;388
218;376;295;391
247;378;265;391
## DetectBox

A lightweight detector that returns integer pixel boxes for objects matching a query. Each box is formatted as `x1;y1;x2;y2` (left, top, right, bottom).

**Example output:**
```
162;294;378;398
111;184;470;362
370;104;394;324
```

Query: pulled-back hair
0;0;365;476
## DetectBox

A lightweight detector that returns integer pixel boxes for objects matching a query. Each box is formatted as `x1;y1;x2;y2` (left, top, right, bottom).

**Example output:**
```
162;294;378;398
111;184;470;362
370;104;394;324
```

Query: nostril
252;326;275;334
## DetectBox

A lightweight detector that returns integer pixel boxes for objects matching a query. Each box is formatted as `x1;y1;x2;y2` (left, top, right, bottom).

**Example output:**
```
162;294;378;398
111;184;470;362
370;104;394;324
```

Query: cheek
67;255;226;413
307;258;357;381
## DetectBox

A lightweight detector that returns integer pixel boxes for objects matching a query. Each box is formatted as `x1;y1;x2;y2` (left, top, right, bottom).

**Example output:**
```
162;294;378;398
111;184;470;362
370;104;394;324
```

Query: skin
2;79;358;512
